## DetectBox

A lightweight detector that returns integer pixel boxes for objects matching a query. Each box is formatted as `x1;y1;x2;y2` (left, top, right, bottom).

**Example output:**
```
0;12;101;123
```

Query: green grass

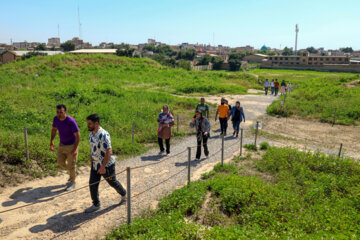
106;147;360;239
0;54;260;185
250;69;360;125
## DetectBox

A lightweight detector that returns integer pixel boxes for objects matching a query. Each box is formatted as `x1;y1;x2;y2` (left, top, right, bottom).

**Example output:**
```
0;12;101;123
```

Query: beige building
243;54;267;63
48;38;61;48
266;51;349;66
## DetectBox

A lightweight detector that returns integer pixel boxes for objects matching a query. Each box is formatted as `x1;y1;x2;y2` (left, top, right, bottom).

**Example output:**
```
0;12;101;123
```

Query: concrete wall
244;55;266;63
260;63;360;73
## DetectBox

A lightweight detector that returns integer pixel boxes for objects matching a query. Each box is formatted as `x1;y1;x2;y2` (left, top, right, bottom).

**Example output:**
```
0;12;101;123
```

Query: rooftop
69;49;117;54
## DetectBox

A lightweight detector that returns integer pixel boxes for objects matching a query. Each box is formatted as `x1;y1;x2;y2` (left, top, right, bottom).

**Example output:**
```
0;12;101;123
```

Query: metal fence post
254;121;259;146
132;121;135;144
332;108;337;127
187;147;191;185
126;167;131;224
24;127;29;161
221;134;224;166
338;143;343;158
240;128;243;156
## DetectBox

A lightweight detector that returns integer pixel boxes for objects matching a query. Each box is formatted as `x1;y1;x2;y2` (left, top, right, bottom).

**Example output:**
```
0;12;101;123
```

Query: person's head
162;105;169;114
271;79;274;82
266;79;268;82
56;104;67;119
275;79;278;82
200;97;205;104
224;99;228;105
87;114;100;132
236;101;240;107
220;98;225;105
195;110;203;119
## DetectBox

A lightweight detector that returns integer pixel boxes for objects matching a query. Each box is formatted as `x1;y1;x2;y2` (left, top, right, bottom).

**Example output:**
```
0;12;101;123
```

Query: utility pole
295;24;299;54
78;6;82;39
58;24;60;38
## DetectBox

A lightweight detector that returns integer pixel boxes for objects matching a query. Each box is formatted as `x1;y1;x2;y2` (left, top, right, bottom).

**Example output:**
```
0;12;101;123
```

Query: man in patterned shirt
84;114;127;213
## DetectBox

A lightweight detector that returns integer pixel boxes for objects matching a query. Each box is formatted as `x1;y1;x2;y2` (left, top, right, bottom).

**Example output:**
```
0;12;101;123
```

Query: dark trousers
196;133;209;159
232;120;240;135
275;88;279;96
219;118;228;134
264;87;269;95
89;163;126;206
271;87;275;95
158;137;170;153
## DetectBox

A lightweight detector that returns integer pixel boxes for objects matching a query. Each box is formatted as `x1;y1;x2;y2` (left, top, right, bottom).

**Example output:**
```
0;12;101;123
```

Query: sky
1;0;360;50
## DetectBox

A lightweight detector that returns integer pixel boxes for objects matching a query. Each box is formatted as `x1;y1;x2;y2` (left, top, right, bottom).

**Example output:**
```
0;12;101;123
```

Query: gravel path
2;93;354;240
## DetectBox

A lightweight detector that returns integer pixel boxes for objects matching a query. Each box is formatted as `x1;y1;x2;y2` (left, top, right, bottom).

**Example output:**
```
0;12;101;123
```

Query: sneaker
224;132;227;136
236;134;239;138
120;195;127;205
158;150;165;155
84;204;101;213
195;158;200;161
166;152;170;156
205;155;209;159
233;131;236;136
65;182;76;191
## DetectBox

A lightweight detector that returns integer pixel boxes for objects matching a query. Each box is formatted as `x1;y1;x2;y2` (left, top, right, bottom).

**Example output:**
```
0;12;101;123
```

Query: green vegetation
60;41;75;52
244;143;257;151
259;141;270;150
251;69;360;125
0;54;259;185
107;147;360;239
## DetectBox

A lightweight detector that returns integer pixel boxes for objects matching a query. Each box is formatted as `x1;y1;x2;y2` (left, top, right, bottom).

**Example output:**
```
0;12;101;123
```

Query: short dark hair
87;114;100;123
56;104;66;111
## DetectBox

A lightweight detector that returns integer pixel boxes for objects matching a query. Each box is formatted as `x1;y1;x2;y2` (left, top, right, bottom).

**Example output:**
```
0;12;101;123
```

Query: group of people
263;79;291;96
49;98;246;213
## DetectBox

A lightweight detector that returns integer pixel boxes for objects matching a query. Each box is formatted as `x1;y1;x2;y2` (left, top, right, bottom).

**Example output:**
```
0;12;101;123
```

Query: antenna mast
295;24;299;54
78;6;82;39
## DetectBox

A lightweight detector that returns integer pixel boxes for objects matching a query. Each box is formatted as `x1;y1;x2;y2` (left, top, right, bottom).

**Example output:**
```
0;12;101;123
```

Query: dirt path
0;94;275;240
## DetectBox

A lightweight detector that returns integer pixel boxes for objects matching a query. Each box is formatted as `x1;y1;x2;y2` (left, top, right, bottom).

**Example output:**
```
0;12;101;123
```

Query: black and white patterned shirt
89;127;115;170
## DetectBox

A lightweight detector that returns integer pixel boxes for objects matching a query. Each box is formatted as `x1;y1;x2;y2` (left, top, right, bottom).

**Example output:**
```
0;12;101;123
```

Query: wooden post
240;128;243;156
126;167;131;224
332;108;337;127
338;143;343;158
221;134;224;166
132;121;135;144
24;127;29;161
254;121;259;146
177;115;179;132
187;147;191;185
137;111;139;117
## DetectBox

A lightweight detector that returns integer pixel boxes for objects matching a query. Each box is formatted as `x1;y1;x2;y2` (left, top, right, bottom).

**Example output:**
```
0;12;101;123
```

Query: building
0;50;16;64
12;51;64;58
266;51;349;65
244;54;268;63
99;42;115;49
69;49;117;54
234;45;254;53
48;38;60;48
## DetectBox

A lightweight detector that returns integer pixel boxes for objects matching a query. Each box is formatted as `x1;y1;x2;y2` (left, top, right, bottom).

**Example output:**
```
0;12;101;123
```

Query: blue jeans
271;87;275;95
232;120;240;135
89;163;126;206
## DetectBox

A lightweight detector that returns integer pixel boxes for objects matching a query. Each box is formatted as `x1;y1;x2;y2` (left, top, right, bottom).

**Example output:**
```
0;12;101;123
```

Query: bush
244;143;257;151
260;142;270;150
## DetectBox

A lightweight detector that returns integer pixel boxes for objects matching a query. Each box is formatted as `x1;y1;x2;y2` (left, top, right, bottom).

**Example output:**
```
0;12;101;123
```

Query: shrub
260;142;270;150
244;143;257;151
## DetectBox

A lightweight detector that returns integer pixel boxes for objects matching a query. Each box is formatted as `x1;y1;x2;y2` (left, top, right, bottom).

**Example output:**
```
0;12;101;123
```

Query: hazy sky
1;0;359;50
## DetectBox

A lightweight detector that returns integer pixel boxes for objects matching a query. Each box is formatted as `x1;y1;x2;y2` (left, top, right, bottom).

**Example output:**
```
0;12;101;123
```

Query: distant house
0;50;16;64
244;54;268;63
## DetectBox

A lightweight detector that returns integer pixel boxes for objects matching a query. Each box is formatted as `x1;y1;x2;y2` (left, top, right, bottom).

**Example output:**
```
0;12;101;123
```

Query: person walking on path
287;82;292;93
274;79;280;96
50;104;80;191
215;98;230;136
195;97;209;118
190;110;211;161
157;105;174;155
280;80;286;95
264;79;270;95
270;80;275;95
230;101;245;137
225;99;232;111
85;114;127;213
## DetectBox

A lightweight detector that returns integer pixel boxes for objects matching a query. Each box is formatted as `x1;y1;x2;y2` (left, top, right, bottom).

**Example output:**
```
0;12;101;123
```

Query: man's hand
243;119;246;122
97;165;106;175
192;117;195;123
214;118;217;122
50;142;55;151
204;132;208;136
71;148;78;157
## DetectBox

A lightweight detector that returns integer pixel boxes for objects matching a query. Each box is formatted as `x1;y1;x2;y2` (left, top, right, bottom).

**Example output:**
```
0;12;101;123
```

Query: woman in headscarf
190;110;210;161
230;101;245;137
280;80;287;95
157;105;174;155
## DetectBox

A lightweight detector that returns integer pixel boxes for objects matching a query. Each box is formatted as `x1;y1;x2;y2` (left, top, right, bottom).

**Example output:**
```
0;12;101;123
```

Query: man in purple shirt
50;104;80;191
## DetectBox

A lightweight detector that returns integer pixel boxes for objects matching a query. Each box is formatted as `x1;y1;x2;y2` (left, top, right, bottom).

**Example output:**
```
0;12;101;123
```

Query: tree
35;44;47;51
116;44;135;57
176;49;197;61
211;56;224;70
282;47;293;56
197;54;211;65
306;46;318;54
342;47;353;53
21;51;47;60
60;41;75;52
228;53;245;71
176;59;191;70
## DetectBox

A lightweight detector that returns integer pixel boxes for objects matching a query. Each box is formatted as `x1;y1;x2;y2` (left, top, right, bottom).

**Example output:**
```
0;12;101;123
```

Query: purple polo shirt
52;116;79;145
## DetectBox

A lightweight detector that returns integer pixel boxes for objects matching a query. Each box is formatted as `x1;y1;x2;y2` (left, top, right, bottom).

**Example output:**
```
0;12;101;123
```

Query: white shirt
270;81;275;87
264;81;270;87
89;127;115;170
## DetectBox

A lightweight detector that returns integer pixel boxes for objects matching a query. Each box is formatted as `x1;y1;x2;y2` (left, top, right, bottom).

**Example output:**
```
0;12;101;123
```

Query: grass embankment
0;54;260;186
251;69;360;125
107;147;360;239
